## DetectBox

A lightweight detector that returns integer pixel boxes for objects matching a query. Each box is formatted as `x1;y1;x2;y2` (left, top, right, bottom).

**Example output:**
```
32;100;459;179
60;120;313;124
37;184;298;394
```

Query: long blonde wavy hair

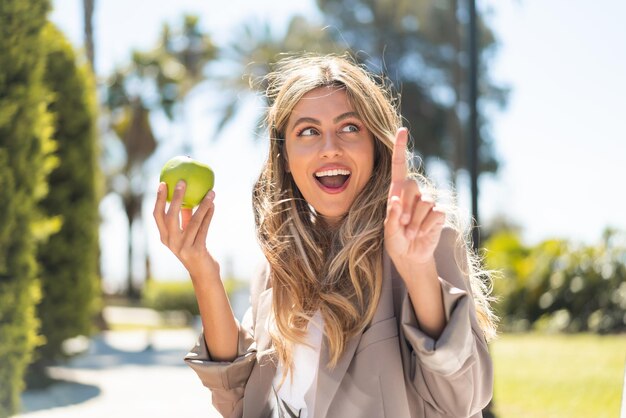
252;53;497;379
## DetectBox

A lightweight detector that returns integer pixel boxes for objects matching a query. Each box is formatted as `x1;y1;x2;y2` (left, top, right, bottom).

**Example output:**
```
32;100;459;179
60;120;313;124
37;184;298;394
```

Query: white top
272;311;324;418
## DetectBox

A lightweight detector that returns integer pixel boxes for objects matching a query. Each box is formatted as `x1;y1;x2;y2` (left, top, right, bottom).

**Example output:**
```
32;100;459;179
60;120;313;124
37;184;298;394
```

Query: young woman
153;53;497;418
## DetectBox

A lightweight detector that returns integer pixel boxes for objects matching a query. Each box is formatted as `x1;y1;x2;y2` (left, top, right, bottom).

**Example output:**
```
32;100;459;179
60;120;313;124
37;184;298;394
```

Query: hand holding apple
159;155;215;208
154;157;237;364
154;155;218;281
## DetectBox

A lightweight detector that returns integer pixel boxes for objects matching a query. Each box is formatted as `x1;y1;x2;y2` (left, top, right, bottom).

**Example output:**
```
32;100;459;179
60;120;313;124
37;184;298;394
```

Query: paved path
16;328;222;418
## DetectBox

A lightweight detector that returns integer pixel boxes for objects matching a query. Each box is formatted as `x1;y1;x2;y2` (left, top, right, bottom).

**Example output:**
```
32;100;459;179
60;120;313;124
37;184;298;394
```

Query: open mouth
314;168;351;191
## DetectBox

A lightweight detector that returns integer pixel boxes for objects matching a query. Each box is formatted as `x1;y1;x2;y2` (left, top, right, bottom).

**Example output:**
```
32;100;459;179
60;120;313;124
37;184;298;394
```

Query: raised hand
153;180;218;278
154;181;239;361
384;128;446;269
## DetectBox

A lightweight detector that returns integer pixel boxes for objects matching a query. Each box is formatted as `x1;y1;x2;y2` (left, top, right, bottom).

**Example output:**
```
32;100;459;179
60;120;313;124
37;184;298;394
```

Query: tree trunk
123;193;142;300
82;0;95;70
450;0;465;189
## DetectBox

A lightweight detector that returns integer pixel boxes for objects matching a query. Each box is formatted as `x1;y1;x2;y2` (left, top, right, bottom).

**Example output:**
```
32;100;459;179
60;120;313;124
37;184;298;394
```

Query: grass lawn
490;333;625;418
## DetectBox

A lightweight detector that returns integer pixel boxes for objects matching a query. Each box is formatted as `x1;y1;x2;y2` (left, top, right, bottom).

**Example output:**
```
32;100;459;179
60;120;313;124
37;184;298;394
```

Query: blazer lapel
314;256;395;416
313;330;362;418
377;253;395;321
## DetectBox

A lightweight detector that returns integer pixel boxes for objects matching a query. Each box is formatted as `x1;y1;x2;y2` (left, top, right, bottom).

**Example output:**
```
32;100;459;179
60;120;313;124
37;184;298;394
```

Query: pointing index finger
389;127;409;198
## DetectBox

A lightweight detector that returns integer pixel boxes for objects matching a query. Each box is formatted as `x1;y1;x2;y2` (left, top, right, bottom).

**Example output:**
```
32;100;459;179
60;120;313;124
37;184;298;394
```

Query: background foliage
314;0;508;179
0;0;53;415
142;277;247;320
484;228;626;334
27;22;102;387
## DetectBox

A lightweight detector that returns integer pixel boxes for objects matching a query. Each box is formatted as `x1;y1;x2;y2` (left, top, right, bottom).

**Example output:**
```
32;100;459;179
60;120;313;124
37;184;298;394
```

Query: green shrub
484;228;626;333
142;281;200;317
27;23;102;385
0;0;53;415
142;278;247;319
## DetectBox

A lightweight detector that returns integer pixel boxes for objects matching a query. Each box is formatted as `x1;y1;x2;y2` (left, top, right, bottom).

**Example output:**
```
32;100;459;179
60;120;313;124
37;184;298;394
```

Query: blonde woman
154;53;497;418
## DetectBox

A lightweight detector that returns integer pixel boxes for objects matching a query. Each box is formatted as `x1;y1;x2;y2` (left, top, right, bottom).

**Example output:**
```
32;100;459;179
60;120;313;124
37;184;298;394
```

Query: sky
49;0;626;289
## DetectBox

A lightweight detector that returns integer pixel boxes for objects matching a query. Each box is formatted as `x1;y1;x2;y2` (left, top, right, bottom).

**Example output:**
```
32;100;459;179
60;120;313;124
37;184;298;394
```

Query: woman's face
283;86;375;225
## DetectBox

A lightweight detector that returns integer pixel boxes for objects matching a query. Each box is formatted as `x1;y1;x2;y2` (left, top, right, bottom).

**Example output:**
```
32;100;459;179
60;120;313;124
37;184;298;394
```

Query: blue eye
298;127;319;137
341;124;359;133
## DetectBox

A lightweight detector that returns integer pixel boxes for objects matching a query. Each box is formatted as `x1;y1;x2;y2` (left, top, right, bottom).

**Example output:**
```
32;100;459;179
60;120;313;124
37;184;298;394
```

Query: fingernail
157;183;164;194
176;180;186;189
206;190;215;200
401;213;410;224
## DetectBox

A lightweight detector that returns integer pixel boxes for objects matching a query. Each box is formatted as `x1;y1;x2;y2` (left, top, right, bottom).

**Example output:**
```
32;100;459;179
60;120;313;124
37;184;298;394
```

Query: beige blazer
185;227;493;417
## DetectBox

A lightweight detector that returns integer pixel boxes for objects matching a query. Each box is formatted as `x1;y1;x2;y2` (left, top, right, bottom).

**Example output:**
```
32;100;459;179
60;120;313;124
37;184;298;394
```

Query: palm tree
104;15;217;297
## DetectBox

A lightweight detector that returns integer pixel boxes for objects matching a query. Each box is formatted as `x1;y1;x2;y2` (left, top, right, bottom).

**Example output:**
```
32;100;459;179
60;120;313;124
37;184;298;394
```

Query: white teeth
315;169;351;177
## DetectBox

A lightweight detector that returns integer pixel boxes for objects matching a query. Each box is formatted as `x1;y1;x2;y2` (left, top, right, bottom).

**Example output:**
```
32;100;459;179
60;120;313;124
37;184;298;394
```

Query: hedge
0;0;53;416
26;23;102;386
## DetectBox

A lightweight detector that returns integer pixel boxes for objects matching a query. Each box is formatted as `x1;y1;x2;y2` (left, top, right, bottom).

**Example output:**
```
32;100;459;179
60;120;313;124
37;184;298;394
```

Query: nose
319;131;342;158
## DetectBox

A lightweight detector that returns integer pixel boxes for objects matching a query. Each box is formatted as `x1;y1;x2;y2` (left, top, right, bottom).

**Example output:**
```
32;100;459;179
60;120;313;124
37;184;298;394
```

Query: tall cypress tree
0;0;53;416
27;23;102;384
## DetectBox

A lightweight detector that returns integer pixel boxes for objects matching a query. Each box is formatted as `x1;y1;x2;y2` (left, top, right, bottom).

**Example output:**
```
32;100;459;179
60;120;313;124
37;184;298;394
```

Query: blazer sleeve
184;310;256;417
400;226;494;417
184;262;269;417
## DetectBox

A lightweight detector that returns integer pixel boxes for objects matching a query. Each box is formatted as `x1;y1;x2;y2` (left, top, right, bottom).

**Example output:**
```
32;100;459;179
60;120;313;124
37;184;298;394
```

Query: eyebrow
289;111;361;130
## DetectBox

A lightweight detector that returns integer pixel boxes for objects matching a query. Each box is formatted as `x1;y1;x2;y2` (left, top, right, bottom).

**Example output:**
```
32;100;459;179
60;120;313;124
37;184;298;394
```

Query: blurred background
1;0;624;417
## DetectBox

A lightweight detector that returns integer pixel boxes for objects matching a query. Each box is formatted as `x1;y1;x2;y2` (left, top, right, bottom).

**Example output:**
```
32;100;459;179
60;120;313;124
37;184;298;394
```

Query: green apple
159;156;214;208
